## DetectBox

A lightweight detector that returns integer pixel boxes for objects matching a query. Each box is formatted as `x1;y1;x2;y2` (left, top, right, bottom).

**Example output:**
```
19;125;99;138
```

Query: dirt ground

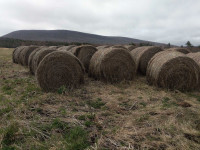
1;48;200;150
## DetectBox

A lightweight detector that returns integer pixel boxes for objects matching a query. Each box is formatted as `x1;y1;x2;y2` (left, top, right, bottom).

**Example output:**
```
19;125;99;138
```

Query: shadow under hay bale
28;46;47;74
89;47;136;83
32;46;58;75
147;51;200;91
18;46;38;66
36;51;85;92
166;48;191;54
13;46;28;64
69;45;97;72
130;46;163;75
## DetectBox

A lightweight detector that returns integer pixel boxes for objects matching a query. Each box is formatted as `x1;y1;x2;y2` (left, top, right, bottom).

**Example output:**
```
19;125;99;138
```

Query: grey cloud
0;0;200;46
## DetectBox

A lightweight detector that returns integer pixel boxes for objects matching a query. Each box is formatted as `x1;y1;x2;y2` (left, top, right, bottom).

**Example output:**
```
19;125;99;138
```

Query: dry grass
1;48;200;149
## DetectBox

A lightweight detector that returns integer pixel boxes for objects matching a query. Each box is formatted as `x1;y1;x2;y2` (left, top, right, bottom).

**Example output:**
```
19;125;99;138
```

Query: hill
2;30;165;46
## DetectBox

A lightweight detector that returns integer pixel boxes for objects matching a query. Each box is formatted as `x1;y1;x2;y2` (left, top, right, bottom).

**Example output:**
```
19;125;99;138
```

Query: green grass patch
162;97;178;108
87;98;106;109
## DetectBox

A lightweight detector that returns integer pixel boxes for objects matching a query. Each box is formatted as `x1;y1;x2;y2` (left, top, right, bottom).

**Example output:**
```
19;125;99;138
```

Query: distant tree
181;45;183;48
186;41;192;47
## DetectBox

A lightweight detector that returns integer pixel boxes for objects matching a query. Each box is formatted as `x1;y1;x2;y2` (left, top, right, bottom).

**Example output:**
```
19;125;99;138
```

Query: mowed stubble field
1;48;200;150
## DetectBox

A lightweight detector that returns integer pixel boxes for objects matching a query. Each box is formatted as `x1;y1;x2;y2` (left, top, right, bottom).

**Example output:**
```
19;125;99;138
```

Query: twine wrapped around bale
89;47;136;83
57;45;76;51
69;45;97;72
13;46;27;64
18;46;38;66
130;46;163;75
36;51;85;92
146;50;200;91
32;47;58;74
28;46;47;74
166;48;191;54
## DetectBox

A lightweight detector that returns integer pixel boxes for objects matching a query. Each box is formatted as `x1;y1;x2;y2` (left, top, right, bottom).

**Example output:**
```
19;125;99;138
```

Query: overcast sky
0;0;200;46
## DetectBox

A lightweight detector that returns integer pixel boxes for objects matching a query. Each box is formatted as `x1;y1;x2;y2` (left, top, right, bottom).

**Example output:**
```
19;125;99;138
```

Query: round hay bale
187;52;200;65
36;51;85;92
167;48;191;54
32;47;58;75
130;46;163;75
12;46;23;63
146;50;200;91
18;46;38;66
57;45;76;51
124;45;138;51
28;46;47;74
89;47;136;83
13;46;28;64
96;45;110;50
111;45;126;49
69;45;97;72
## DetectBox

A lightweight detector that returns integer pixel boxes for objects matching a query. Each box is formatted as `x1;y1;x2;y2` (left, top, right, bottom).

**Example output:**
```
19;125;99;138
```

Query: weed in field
1;122;19;146
162;97;178;108
66;126;90;150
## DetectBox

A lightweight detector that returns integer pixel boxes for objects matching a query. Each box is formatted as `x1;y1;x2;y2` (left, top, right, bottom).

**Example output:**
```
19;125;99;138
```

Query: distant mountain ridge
2;30;165;45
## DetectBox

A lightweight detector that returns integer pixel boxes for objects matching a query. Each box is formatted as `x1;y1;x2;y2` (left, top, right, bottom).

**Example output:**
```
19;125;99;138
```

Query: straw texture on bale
130;46;163;75
187;52;200;66
124;45;138;51
111;45;127;50
12;46;22;63
28;46;47;74
18;46;38;66
96;45;110;50
89;47;136;83
167;48;191;54
57;45;76;51
13;46;27;64
36;51;85;92
69;45;97;72
32;47;57;74
147;51;200;91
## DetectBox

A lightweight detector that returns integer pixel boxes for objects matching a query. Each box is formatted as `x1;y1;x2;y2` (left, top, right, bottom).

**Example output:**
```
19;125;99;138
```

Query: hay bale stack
32;47;58;74
124;45;138;51
18;46;38;66
36;51;85;92
57;45;76;51
89;47;136;83
69;45;97;72
13;46;28;64
167;48;191;54
187;52;200;65
28;46;47;74
130;46;163;75
147;51;200;91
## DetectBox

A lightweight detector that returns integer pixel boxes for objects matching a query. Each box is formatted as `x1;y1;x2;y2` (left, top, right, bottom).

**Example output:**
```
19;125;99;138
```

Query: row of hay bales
13;44;200;92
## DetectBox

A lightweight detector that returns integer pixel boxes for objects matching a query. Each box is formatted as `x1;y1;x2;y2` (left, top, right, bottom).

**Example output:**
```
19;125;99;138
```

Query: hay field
1;48;200;149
